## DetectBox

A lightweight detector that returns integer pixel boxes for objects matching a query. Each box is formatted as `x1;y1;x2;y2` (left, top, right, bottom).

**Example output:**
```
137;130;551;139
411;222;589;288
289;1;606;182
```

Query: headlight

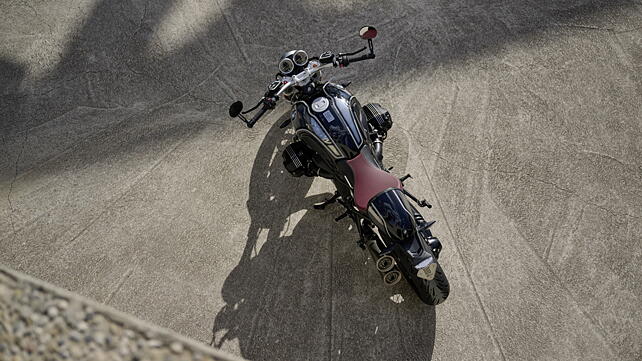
279;58;294;75
293;50;308;66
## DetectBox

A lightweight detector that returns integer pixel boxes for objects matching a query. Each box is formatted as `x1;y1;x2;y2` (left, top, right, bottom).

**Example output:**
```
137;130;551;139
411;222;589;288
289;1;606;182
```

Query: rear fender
401;233;440;281
367;188;441;279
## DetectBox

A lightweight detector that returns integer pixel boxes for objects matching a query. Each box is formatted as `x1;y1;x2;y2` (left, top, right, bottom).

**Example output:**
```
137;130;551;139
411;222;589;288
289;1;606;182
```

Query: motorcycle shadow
211;116;436;360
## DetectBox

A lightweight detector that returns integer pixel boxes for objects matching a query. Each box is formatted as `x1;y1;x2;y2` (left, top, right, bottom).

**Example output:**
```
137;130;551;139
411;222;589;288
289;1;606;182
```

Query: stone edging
0;266;246;361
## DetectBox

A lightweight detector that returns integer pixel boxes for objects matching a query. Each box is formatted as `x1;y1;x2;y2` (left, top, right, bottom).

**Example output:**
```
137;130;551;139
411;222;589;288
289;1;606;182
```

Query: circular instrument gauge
279;58;295;75
293;50;308;66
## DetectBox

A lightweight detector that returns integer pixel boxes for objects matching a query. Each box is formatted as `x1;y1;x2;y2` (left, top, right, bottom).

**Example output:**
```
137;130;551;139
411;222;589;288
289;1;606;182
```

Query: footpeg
418;199;432;208
400;174;412;183
402;189;432;208
334;211;349;222
313;192;339;210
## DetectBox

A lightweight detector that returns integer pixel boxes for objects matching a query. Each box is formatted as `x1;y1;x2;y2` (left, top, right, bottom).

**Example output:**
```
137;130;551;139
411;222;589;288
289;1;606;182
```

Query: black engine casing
282;141;317;177
362;103;393;133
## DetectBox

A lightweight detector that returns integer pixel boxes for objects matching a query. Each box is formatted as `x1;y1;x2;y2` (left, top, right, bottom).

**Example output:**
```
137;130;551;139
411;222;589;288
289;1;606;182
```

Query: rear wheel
393;249;450;305
407;264;449;305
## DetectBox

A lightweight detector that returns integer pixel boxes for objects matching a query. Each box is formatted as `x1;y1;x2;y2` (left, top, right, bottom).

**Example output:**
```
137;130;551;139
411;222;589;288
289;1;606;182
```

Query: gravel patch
0;267;244;361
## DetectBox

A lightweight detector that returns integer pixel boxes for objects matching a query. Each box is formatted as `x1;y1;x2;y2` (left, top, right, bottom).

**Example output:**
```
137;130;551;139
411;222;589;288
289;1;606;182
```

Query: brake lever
241;99;262;115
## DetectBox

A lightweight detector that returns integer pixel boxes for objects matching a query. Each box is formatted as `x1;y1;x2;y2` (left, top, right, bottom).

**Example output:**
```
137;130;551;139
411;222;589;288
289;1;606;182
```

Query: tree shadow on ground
1;0;636;176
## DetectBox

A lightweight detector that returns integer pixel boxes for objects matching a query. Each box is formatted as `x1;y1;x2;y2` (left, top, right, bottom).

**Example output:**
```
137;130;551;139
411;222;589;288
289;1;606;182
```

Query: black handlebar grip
341;53;375;66
247;105;269;128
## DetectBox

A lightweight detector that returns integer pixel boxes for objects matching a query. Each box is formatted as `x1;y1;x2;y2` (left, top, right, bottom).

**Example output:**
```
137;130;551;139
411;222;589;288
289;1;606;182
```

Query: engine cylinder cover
362;103;393;133
282;141;315;177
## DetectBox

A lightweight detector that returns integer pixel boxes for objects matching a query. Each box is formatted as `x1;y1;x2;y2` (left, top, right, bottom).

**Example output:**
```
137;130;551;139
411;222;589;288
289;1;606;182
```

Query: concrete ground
1;0;641;360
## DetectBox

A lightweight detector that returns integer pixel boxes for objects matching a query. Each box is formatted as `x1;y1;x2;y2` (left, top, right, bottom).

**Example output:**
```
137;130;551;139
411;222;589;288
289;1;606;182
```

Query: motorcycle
228;26;449;305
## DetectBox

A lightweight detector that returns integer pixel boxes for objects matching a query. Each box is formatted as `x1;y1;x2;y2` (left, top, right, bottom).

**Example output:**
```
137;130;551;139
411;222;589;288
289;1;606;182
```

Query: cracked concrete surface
1;0;641;360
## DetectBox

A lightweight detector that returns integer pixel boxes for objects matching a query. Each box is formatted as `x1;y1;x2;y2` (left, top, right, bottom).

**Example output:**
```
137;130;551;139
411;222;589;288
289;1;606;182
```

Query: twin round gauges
278;50;308;75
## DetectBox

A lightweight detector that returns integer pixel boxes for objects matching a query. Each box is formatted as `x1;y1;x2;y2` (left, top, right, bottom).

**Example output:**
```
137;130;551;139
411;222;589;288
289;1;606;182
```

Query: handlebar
337;53;375;67
246;103;269;128
236;49;375;127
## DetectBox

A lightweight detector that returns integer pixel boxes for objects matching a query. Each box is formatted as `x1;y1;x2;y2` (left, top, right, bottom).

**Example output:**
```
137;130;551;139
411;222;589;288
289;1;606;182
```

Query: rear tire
393;248;450;305
408;264;449;305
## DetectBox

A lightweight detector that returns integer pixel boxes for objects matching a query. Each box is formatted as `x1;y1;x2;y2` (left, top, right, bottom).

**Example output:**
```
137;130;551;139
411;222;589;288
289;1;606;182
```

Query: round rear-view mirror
359;26;377;40
229;101;243;118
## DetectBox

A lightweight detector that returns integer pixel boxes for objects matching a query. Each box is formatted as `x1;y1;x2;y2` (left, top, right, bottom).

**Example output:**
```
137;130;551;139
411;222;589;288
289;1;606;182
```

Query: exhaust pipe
376;255;395;273
373;138;383;163
363;230;402;286
365;236;382;261
365;236;396;272
383;270;402;286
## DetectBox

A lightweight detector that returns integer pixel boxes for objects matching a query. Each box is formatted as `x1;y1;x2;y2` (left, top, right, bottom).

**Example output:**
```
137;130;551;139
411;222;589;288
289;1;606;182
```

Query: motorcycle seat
346;153;402;211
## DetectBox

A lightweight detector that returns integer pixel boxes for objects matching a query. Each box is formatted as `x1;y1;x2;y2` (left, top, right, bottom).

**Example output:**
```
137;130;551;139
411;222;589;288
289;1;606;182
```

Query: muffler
364;234;402;286
382;270;402;286
376;255;395;273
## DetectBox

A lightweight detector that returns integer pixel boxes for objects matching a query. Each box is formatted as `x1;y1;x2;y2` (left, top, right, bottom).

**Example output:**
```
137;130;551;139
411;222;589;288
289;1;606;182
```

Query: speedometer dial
279;58;294;75
293;50;308;66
